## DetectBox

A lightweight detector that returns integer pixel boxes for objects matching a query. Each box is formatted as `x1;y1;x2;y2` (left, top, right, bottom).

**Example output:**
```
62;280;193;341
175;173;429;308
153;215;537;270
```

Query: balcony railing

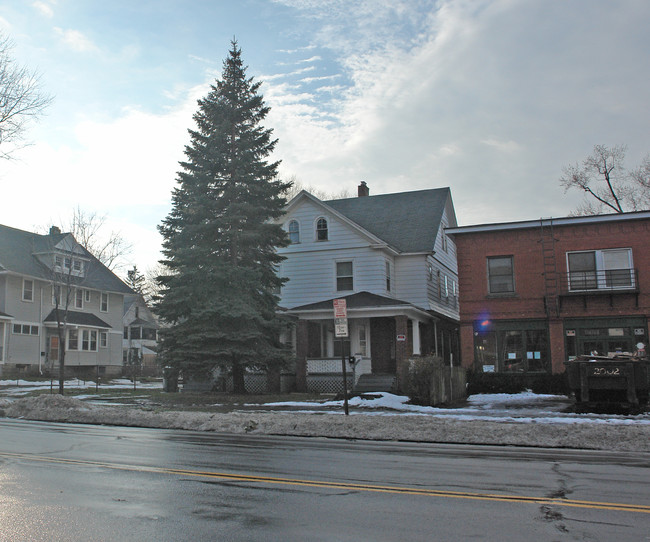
560;268;639;294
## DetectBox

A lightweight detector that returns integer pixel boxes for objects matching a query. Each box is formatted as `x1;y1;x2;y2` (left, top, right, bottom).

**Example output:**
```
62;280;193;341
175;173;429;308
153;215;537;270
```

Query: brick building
447;212;650;375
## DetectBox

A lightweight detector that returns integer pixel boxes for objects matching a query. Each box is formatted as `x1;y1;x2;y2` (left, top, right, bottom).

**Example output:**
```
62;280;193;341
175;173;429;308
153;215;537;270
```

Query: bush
467;371;569;396
407;356;441;406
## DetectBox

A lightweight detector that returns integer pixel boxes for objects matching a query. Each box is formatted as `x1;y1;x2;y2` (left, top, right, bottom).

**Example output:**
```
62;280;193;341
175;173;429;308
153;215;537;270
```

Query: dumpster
564;355;649;407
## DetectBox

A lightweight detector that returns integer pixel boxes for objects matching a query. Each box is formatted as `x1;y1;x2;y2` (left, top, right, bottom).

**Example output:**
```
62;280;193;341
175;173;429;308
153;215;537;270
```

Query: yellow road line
2;451;648;514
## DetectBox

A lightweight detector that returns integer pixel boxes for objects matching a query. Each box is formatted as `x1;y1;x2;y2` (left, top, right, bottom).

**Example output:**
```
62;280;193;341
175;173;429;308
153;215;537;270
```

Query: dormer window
288;220;300;243
316;218;328;241
53;253;85;277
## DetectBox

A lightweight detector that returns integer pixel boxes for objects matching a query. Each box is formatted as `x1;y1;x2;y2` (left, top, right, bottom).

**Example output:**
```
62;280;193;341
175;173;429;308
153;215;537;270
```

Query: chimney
358;181;369;197
49;226;61;235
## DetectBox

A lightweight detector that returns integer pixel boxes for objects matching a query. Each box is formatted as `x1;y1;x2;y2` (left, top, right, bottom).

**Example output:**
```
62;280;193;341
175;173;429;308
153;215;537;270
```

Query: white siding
278;194;459;322
278;199;395;308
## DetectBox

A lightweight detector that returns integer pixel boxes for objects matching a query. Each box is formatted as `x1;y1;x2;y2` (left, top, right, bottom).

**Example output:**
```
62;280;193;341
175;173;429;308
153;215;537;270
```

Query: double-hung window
74;289;83;309
385;261;391;292
288;220;300;243
68;329;79;350
487;256;515;294
81;329;98;351
316;218;328;241
336;261;353;292
22;279;34;302
100;292;109;312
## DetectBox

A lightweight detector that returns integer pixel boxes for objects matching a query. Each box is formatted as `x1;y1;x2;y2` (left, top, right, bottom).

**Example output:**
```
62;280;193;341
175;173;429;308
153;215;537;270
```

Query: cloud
265;0;648;223
262;65;316;81
32;1;54;18
0;82;210;272
54;27;98;53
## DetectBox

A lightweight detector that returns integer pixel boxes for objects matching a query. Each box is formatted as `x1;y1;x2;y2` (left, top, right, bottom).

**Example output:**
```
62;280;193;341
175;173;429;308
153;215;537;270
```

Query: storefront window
474;322;549;374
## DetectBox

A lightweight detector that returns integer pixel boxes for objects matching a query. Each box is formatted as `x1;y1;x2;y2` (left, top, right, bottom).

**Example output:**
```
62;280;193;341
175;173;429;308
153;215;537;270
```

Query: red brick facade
449;213;650;374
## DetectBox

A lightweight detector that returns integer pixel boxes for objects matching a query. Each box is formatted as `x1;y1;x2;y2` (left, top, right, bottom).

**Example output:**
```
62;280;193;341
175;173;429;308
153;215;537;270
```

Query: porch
286;292;460;393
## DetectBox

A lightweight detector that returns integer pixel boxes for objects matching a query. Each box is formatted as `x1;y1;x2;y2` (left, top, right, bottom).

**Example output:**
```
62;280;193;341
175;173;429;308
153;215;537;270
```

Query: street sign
333;298;347;318
333;298;348;338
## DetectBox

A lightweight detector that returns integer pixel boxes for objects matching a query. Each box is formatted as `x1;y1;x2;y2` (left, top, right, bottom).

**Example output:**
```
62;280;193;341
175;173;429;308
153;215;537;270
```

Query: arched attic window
316;217;328;241
288;220;300;243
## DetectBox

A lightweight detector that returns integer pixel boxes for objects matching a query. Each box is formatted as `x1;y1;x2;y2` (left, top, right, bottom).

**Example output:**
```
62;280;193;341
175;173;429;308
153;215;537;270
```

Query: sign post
333;299;349;416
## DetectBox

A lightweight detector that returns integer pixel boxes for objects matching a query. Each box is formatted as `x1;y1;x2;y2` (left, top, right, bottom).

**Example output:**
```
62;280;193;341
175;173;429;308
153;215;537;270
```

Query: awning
44;309;112;329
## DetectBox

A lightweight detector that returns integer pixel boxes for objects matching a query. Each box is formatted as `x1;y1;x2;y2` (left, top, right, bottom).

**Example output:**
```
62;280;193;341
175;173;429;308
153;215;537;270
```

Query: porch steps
354;373;397;393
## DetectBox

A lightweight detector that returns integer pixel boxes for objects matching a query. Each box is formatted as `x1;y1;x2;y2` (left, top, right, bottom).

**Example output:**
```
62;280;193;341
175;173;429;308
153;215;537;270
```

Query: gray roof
44;309;112;329
326;187;452;253
289;291;411;312
0;224;133;295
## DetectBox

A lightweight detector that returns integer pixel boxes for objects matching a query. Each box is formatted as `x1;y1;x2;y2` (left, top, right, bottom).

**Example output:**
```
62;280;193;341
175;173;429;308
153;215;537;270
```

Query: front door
49;336;59;363
370;318;396;374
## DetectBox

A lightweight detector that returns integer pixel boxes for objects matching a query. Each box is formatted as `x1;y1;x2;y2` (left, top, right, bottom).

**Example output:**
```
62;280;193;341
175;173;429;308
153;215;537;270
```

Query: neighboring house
277;182;460;392
447;211;650;376
0;224;133;377
123;294;160;375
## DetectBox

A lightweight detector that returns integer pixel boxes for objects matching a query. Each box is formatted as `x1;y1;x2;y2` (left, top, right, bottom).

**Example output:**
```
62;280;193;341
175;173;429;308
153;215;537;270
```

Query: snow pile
2;393;649;452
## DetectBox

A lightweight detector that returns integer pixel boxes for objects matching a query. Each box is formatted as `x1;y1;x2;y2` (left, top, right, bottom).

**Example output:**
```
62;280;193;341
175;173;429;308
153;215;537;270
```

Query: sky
0;0;649;277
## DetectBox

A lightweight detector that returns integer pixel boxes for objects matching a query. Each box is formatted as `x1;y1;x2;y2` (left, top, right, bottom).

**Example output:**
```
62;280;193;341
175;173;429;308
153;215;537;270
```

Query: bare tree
0;32;52;159
284;175;352;201
144;262;171;304
560;144;650;215
61;207;133;272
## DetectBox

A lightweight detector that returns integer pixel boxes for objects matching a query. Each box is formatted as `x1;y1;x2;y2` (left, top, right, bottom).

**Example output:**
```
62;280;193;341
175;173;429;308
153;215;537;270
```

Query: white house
277;182;460;392
0;224;133;377
123;294;160;375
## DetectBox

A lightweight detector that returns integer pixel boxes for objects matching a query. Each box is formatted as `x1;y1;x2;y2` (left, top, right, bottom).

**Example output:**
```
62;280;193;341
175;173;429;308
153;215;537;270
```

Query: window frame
74;288;84;309
99;331;108;348
487;255;515;295
335;260;354;292
316;217;329;241
81;329;98;352
12;323;39;335
385;261;392;292
67;328;79;350
567;248;634;291
288;220;300;244
100;292;109;312
22;279;34;302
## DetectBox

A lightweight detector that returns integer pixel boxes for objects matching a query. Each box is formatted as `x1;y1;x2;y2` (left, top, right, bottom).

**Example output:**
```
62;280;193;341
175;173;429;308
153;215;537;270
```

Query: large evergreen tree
156;41;290;393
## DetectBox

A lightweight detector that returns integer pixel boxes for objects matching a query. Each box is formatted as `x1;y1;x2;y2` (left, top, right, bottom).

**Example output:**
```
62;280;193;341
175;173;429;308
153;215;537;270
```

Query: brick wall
454;216;650;373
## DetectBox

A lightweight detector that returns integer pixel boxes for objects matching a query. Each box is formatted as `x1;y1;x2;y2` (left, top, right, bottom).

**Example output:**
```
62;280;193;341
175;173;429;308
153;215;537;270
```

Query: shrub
407;356;441;406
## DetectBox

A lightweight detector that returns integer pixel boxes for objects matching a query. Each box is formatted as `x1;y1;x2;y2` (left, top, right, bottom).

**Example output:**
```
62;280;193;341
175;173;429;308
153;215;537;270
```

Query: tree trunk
231;362;246;394
58;341;65;395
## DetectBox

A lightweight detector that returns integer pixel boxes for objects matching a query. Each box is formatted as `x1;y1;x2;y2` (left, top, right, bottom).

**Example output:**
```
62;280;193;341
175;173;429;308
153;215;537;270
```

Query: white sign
333;299;348;338
333;298;347;318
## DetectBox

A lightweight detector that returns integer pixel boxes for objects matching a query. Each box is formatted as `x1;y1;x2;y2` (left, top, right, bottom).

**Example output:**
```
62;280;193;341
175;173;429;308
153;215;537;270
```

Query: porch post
295;320;308;392
411;319;421;356
434;321;439;357
395;315;409;391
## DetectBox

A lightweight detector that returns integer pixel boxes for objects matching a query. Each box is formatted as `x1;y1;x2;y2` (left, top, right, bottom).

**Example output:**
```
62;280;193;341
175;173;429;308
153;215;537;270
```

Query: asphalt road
0;419;648;541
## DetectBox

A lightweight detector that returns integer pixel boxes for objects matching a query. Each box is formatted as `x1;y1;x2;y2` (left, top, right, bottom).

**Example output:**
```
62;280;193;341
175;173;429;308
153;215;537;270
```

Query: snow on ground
0;378;161;396
1;382;649;451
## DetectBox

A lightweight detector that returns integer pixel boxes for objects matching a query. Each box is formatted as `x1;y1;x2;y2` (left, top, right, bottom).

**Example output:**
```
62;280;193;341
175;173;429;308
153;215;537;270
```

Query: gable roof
0;224;133;295
324;187;452;253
